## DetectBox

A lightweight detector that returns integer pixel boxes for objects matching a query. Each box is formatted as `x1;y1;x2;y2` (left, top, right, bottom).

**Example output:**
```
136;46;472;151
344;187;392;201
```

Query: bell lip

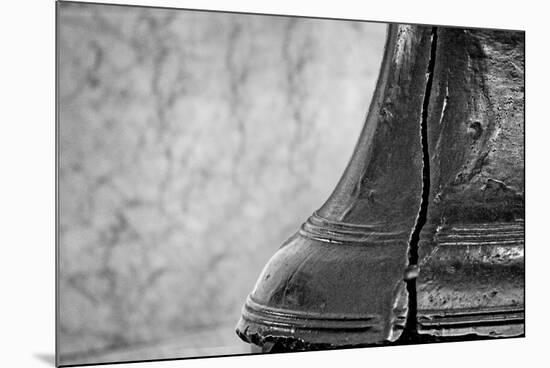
243;296;385;329
235;296;395;348
417;305;525;338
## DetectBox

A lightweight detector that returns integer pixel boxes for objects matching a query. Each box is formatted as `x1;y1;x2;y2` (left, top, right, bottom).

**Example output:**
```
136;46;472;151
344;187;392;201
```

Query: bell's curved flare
235;24;524;351
236;24;434;349
416;28;524;337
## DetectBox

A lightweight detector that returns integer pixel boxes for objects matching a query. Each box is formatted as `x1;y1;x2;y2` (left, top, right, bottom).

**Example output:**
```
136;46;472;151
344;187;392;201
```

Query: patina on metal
416;28;525;337
235;23;524;351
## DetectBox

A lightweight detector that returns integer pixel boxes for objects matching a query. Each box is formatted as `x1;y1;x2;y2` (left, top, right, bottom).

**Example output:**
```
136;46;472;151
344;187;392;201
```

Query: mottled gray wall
58;2;386;363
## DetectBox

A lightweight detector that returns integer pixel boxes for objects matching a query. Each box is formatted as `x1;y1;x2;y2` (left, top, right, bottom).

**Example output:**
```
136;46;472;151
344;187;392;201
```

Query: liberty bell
236;23;524;351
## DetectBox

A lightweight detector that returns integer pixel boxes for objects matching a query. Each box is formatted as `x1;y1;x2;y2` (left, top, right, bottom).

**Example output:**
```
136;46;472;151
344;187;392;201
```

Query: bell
416;28;524;337
235;24;433;350
235;23;524;351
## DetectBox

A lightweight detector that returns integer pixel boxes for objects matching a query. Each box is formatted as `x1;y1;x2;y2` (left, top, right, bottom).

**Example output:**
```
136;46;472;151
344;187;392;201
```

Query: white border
1;1;547;367
60;0;528;30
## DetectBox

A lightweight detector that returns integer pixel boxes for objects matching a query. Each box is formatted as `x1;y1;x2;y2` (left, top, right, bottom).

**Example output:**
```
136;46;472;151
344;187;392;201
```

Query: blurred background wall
58;2;386;364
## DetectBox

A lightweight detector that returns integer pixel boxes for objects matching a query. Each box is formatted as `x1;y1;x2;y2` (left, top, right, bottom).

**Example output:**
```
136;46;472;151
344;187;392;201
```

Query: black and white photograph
55;2;525;366
3;1;549;368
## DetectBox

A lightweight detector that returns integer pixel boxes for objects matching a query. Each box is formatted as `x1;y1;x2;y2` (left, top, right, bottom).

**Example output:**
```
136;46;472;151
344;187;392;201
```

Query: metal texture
416;28;525;337
235;24;524;351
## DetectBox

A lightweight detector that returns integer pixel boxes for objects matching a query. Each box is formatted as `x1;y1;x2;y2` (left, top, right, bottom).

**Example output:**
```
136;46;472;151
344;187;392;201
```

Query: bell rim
235;296;398;349
417;305;524;337
242;296;386;329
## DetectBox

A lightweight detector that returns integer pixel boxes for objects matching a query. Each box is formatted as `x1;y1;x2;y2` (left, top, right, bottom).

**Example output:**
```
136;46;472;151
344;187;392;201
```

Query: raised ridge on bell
417;306;524;337
299;212;411;245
